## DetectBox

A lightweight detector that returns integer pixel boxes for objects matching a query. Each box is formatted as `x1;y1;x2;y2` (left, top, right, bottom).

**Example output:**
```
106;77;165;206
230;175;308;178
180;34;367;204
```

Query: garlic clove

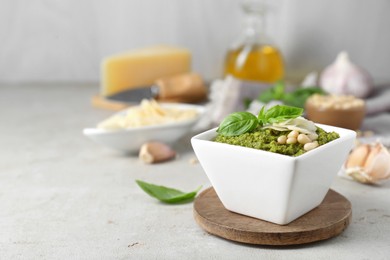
139;142;176;164
363;143;390;181
320;51;373;98
346;167;372;184
343;142;390;184
345;143;370;168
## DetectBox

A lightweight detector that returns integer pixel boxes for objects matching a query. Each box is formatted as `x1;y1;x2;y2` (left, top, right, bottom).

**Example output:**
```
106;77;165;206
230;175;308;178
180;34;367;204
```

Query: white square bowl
191;124;356;225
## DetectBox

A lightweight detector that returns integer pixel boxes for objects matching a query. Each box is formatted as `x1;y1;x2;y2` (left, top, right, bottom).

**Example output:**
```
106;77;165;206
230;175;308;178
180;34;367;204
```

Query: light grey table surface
1;84;389;260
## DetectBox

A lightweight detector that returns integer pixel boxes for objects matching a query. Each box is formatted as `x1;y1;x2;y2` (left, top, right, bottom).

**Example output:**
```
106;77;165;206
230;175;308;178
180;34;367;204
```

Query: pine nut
342;103;352;109
297;134;311;144
288;130;299;138
304;141;319;151
286;137;297;144
307;133;318;141
307;94;365;110
277;135;287;144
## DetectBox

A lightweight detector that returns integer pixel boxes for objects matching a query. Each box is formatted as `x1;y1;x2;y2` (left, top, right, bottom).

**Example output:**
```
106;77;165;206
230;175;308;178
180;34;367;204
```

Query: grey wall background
1;0;389;84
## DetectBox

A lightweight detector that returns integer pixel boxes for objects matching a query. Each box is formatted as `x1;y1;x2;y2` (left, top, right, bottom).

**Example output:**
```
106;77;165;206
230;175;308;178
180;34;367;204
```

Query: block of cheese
101;45;191;96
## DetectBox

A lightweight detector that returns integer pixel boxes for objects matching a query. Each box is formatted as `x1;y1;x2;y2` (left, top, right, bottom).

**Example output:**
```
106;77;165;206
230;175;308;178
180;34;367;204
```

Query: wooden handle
155;73;207;103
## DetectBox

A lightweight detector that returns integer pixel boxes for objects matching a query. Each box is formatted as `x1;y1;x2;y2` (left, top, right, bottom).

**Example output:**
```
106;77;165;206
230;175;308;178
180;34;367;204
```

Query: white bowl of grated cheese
83;100;205;153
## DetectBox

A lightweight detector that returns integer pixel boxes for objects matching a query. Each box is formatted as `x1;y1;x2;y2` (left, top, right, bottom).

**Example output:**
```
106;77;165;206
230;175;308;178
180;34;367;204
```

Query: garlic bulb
343;142;390;184
320;52;373;98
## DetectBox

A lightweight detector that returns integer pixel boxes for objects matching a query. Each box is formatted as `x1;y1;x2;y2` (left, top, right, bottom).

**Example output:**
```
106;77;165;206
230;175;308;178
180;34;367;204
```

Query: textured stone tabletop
1;84;389;259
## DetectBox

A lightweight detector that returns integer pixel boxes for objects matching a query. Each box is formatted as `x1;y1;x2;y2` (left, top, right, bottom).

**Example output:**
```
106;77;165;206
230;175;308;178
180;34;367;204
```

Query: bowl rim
191;123;356;160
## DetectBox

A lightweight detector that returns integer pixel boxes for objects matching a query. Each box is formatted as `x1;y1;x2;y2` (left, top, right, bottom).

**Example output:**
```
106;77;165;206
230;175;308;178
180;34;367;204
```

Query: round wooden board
193;187;351;246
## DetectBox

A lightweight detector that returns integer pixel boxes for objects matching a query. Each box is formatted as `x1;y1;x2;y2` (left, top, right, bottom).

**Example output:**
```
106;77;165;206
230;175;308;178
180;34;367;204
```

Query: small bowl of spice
191;105;356;225
305;94;365;130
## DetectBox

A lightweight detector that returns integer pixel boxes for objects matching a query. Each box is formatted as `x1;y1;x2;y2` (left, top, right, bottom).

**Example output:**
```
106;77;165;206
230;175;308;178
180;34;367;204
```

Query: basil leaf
262;105;303;124
136;180;201;204
216;112;258;136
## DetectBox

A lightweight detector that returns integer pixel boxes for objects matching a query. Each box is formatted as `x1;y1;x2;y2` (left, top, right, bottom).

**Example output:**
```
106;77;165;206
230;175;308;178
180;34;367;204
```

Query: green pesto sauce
214;127;340;157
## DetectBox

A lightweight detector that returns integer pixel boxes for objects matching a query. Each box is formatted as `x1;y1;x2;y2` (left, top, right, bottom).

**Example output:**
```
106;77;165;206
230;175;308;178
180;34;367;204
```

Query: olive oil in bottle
224;2;284;83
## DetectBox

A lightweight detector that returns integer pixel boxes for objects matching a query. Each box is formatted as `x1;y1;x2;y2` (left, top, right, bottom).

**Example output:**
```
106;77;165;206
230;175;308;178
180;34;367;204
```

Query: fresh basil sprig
136;180;201;204
258;81;326;108
217;105;303;136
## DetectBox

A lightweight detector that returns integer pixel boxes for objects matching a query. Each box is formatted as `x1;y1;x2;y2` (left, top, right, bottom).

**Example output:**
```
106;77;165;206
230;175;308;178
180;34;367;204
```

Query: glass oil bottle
224;1;284;83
